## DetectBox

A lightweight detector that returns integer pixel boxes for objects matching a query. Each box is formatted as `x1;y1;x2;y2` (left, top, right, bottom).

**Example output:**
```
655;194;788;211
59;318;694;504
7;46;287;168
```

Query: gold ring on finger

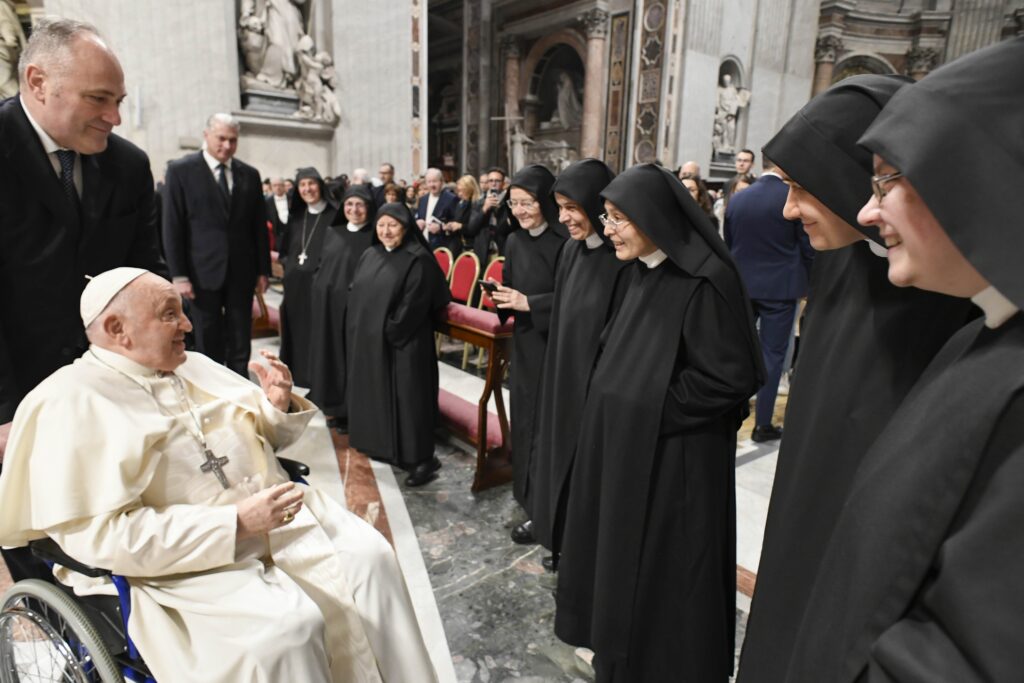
282;510;294;524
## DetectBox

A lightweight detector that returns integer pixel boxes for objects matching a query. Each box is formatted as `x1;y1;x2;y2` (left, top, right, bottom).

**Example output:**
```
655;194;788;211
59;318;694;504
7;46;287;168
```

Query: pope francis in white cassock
0;268;437;682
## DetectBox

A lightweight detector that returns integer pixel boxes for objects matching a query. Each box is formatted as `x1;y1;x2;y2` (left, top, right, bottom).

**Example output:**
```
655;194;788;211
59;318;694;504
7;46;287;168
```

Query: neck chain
298;209;325;265
87;350;231;489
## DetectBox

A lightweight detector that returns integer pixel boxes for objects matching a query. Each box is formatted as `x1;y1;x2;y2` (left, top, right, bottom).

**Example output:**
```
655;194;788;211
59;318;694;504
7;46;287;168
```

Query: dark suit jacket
724;173;814;301
265;194;288;252
0;97;167;423
161;152;270;292
416;189;459;250
463;194;514;267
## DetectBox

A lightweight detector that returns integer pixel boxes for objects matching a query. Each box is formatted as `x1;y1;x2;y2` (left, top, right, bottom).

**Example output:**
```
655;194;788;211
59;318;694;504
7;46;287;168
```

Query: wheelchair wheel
0;580;122;683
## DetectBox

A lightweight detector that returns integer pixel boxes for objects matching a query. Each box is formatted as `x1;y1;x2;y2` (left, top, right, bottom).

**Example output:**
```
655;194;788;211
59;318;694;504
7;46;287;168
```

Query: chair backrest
433;247;454;281
478;257;505;310
449;251;480;303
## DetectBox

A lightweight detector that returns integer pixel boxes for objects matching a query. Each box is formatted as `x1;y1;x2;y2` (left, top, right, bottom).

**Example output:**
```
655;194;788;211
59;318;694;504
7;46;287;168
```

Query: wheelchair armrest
30;538;111;578
277;456;310;480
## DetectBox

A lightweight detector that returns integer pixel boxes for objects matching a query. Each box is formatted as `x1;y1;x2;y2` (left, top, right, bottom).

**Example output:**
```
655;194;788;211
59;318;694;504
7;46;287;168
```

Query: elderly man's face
379;165;394;183
203;121;238;164
121;275;192;372
426;173;443;195
271;179;286;196
23;34;126;154
858;154;986;297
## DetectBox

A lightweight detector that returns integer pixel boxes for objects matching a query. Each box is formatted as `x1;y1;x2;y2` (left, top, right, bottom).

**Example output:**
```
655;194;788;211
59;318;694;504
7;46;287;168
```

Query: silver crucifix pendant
298;252;308;265
200;449;231;489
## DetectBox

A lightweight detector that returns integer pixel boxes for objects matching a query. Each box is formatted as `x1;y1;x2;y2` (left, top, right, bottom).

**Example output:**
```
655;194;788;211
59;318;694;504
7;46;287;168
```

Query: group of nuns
278;174;450;487
273;34;1024;682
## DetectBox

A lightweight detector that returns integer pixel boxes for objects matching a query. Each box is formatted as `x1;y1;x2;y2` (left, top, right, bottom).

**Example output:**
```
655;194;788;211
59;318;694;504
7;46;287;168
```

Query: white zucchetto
80;267;149;327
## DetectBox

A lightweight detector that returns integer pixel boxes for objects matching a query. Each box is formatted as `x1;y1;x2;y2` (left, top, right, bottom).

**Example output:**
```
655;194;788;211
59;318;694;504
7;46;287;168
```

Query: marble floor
0;303;788;682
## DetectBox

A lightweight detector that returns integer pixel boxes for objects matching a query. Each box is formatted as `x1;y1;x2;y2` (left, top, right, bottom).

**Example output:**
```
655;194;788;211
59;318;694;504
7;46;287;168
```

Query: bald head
88;274;193;373
680;161;701;178
19;19;125;154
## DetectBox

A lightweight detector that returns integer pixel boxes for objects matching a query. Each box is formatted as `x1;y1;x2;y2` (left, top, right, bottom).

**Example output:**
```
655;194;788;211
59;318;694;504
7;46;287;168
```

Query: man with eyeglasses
415;167;459;251
464;166;515;276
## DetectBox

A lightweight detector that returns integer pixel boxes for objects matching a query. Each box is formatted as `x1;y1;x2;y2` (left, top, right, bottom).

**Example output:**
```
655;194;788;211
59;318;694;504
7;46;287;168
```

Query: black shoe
751;424;783;443
404;456;441;487
541;554;559;573
510;520;536;545
325;416;349;434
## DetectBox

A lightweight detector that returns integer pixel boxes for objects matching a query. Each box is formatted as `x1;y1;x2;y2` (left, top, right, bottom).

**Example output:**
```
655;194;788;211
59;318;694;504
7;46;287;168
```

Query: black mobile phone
480;280;498;293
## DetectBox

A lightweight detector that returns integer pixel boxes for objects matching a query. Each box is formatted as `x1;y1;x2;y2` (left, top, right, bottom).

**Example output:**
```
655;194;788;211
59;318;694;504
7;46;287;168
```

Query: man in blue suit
415;167;459;251
725;157;814;442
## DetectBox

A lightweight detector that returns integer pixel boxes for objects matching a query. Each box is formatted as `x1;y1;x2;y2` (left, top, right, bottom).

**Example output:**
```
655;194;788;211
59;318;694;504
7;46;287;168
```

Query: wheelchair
0;457;310;683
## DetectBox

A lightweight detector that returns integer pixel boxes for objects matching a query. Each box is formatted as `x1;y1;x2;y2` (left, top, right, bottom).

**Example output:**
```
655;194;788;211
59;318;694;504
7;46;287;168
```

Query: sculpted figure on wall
551;71;583;129
238;0;340;124
0;0;26;98
712;73;751;156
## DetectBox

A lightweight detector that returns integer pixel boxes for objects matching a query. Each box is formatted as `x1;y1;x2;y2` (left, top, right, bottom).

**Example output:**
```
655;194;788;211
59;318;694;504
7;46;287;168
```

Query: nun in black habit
523;159;631;559
488;164;567;540
736;76;977;682
279;166;340;388
554;164;763;682
306;184;377;424
786;37;1024;682
346;203;451;487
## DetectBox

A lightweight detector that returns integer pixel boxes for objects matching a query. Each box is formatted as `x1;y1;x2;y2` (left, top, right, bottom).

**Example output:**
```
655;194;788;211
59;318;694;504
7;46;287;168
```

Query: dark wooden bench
435;303;514;492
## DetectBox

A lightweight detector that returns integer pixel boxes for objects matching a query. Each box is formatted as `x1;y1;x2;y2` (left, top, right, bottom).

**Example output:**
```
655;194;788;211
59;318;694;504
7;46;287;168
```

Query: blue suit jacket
416;189;459;249
724;174;814;301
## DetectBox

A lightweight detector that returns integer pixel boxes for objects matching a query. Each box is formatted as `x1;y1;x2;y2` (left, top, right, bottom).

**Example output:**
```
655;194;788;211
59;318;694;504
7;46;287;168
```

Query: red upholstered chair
465;257;505;369
448;251;480;303
434;247;454;282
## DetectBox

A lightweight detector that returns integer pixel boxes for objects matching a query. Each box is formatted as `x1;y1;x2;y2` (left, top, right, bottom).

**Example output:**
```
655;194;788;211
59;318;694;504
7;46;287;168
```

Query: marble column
905;46;939;81
580;8;610;160
501;36;522;138
812;35;843;95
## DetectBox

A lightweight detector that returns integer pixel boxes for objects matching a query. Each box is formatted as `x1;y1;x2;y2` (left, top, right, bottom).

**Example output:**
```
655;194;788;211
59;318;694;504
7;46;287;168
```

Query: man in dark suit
162;113;270;376
415;167;459;251
0;18;167;579
725;157;814;442
463;166;514;268
372;161;395;208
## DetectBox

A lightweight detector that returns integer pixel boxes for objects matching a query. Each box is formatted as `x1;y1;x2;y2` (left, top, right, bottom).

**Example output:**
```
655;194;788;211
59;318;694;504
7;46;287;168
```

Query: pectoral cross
200;449;231;489
298;252;308;265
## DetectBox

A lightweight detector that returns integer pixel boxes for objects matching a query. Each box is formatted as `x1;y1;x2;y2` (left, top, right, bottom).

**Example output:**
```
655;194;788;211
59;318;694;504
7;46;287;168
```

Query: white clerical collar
347;221;366;233
866;238;889;258
761;170;782;181
88;344;162;378
307;199;328;214
527;222;548;238
584;232;604;249
19;96;61;155
385;245;396;252
639;249;668;269
202;149;231;172
971;286;1019;329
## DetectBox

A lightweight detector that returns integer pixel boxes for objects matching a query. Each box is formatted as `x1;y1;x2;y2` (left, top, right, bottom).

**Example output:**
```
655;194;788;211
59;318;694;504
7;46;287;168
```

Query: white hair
205;112;240;132
425;167;443;182
351;168;370;184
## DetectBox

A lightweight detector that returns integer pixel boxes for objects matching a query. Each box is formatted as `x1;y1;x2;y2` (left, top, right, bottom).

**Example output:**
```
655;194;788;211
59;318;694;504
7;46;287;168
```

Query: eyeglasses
487;177;504;184
506;200;537;210
870;170;904;202
598;214;631;232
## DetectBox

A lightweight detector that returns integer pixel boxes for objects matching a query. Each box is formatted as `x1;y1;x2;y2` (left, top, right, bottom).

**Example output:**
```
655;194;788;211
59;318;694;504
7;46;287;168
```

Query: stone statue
712;74;751;156
0;0;26;99
550;71;582;129
509;125;534;174
239;0;307;89
294;36;341;124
